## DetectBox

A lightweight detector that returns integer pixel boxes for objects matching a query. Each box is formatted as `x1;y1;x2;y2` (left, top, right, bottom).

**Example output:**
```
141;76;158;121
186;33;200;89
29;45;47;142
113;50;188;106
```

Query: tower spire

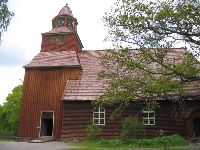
40;4;83;52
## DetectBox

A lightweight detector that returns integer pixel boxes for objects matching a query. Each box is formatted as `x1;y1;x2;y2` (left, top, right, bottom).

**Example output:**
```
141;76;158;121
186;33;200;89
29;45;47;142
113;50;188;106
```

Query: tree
94;0;200;115
104;0;199;55
0;83;23;135
0;0;14;40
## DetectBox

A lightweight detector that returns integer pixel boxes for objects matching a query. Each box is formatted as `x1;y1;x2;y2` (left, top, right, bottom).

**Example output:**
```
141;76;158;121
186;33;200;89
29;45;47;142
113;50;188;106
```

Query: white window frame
93;107;105;125
143;110;155;125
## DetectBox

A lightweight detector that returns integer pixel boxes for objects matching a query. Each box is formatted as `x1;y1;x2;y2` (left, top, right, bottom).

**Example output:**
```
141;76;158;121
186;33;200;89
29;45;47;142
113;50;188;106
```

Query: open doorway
193;117;200;137
40;112;54;137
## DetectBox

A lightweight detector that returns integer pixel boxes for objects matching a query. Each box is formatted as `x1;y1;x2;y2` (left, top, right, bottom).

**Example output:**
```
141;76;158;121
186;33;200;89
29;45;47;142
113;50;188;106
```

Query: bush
70;134;188;149
121;116;144;143
98;139;124;147
85;124;101;140
136;134;188;147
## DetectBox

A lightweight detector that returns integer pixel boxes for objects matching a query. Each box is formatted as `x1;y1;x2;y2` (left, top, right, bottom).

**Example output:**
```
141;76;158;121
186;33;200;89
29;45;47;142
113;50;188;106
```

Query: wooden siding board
61;101;200;141
19;68;80;140
41;34;82;52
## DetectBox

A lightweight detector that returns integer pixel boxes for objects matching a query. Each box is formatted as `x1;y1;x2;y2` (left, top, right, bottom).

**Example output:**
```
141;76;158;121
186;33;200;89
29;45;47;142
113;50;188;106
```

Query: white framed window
143;111;155;125
93;107;105;125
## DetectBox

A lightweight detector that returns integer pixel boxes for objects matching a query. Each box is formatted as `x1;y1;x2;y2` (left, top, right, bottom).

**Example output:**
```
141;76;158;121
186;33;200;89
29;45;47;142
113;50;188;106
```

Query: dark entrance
193;117;200;137
40;112;53;137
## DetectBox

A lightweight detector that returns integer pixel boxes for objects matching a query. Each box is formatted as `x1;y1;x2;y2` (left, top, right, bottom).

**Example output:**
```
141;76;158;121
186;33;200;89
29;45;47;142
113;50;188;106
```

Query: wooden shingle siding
19;68;80;140
61;101;141;141
61;101;92;140
61;101;200;141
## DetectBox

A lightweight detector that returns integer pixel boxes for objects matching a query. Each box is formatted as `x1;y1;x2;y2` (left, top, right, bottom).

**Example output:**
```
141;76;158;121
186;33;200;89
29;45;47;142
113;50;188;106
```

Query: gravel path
1;141;200;150
0;141;79;150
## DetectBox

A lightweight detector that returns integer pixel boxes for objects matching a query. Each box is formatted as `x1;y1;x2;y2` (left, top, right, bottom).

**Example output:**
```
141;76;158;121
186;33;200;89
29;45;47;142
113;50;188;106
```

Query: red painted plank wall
61;101;200;141
19;68;80;140
41;34;81;52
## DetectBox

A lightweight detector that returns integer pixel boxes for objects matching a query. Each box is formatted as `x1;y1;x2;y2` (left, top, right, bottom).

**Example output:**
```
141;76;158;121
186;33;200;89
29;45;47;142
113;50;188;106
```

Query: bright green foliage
136;134;188;147
0;0;14;40
0;84;23;135
95;48;200;113
94;0;200;114
104;0;199;55
121;116;144;143
85;124;102;140
68;134;188;149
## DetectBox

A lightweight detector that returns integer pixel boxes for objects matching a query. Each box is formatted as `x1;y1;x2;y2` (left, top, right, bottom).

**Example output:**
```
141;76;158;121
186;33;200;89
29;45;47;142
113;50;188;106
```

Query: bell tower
41;4;83;52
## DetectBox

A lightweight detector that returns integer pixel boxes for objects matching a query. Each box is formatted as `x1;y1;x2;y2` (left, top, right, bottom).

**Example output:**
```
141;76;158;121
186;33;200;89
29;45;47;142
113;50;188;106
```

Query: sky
0;0;115;104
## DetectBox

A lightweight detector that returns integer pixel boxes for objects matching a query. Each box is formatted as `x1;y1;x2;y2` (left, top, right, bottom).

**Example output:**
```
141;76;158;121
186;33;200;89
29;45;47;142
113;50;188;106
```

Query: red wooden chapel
19;4;200;141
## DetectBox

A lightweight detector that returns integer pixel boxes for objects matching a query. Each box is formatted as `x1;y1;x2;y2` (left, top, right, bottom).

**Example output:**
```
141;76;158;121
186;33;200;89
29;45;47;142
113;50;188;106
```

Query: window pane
94;113;99;118
143;119;148;125
100;119;105;125
100;113;104;118
93;119;99;125
149;112;155;118
149;119;155;125
58;17;65;27
67;18;74;28
94;107;99;112
100;107;104;112
143;113;148;118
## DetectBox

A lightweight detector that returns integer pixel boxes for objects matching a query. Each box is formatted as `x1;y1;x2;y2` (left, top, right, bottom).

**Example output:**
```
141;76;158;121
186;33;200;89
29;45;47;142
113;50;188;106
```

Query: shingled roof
63;51;106;100
24;49;200;101
66;49;200;101
24;51;80;68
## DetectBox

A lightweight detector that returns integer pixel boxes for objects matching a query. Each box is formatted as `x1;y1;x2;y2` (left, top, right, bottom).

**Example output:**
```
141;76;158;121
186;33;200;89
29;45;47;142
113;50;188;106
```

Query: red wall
61;100;200;141
41;34;81;52
19;68;80;140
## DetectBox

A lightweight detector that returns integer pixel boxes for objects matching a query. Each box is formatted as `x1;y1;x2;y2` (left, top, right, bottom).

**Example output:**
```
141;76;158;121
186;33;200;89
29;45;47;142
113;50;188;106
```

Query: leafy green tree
0;84;22;135
0;105;7;133
94;0;200;114
0;0;14;40
104;0;199;55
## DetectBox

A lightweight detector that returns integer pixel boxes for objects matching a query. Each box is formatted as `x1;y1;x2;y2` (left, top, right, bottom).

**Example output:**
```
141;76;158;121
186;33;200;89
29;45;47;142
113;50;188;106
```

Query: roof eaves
24;64;81;69
41;32;75;36
61;98;94;101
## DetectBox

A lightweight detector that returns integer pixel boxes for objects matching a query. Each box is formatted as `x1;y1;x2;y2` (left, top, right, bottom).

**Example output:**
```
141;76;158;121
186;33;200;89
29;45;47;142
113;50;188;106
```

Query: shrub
85;124;101;140
136;134;188;147
121;116;144;143
99;139;124;147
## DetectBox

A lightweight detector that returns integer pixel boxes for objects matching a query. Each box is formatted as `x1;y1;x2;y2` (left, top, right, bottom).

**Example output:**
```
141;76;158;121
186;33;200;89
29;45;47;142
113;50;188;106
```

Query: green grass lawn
67;135;189;150
0;138;14;141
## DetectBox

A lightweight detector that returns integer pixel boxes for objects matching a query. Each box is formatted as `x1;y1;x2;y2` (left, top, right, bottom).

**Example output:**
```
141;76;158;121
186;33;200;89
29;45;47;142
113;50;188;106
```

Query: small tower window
59;35;65;44
67;18;74;28
51;35;65;44
58;17;65;27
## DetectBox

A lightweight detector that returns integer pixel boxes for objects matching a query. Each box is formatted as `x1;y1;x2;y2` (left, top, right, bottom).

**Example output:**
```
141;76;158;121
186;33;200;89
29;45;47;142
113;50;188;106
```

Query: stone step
29;136;53;143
